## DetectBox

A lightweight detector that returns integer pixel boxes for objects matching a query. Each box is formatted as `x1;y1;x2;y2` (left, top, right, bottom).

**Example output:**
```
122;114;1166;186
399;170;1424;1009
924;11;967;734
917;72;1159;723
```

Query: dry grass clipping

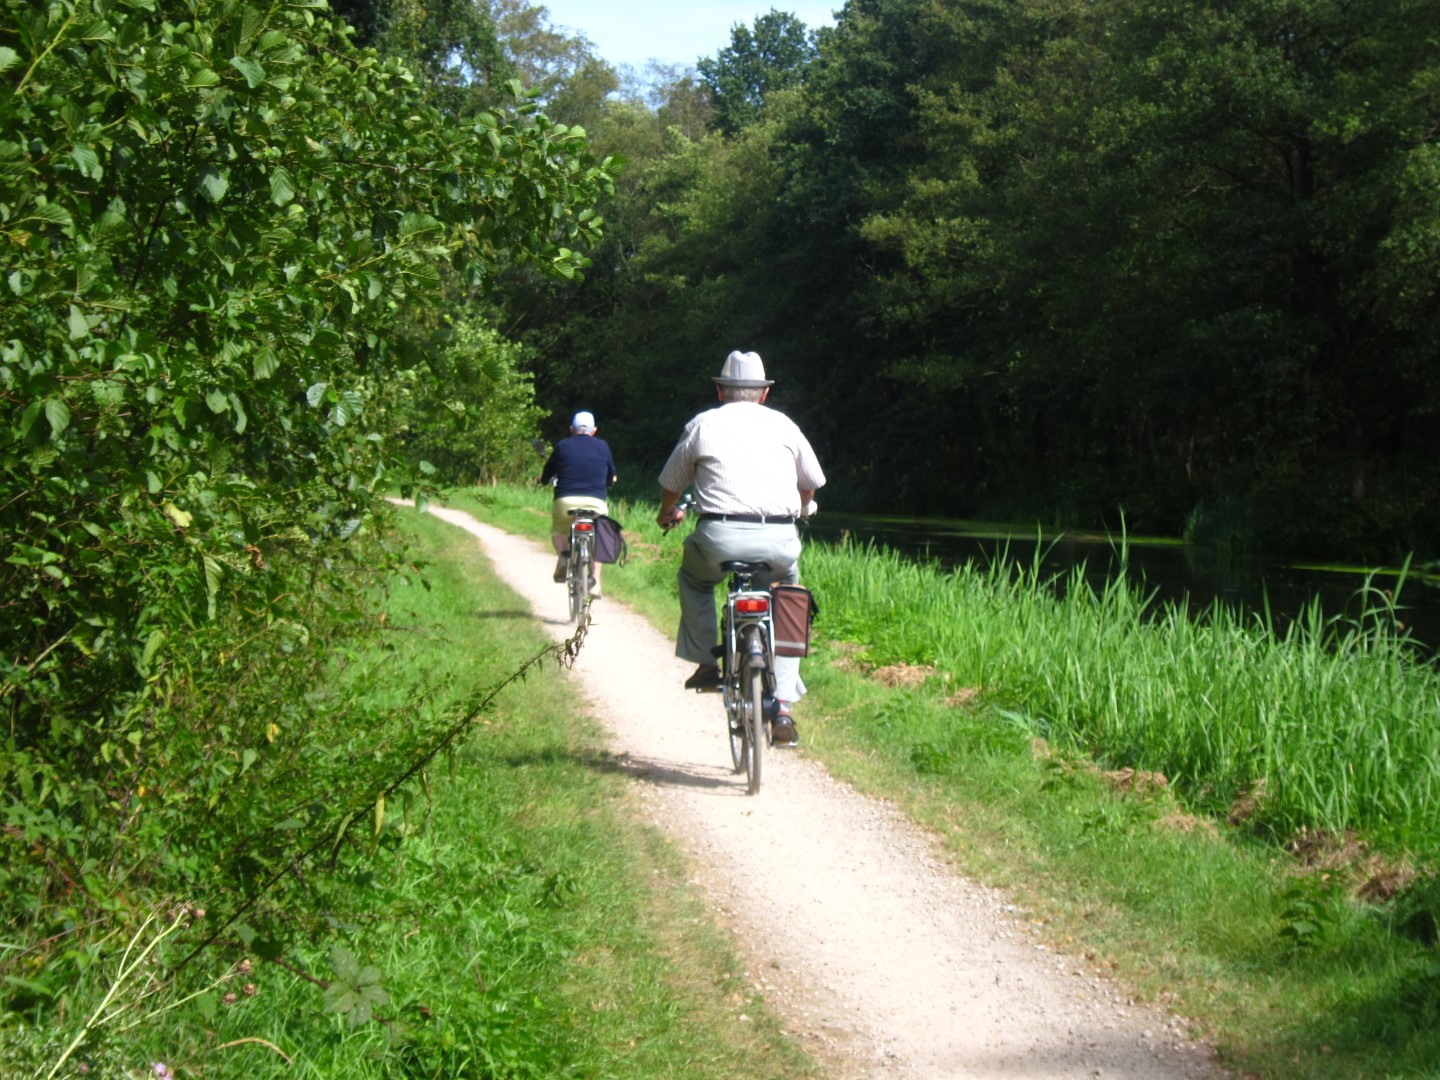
1287;826;1420;903
871;662;936;688
1102;766;1170;796
1153;809;1219;840
1226;777;1269;825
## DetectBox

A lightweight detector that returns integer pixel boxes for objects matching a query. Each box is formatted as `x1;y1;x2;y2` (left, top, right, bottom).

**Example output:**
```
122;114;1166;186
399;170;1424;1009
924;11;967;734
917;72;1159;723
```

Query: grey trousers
676;519;806;702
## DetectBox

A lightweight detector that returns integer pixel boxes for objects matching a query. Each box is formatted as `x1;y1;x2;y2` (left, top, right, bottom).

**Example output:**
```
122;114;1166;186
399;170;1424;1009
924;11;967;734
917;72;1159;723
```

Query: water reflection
805;513;1440;658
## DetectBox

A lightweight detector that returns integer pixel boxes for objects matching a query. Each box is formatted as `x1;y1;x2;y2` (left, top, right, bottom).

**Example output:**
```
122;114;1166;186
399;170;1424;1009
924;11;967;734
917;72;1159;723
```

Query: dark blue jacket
541;435;616;500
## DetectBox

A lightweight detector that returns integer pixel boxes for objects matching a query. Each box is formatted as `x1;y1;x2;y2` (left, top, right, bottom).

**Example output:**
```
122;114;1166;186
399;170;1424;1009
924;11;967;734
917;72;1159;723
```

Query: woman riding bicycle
538;410;617;597
656;351;826;747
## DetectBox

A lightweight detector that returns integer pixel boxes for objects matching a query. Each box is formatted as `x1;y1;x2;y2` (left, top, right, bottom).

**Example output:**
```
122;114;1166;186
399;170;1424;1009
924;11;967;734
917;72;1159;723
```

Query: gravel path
417;503;1228;1080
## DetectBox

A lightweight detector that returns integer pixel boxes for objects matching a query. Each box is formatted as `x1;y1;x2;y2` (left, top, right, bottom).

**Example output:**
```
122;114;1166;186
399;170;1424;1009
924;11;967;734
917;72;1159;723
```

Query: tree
391;316;547;484
331;0;514;114
698;9;816;134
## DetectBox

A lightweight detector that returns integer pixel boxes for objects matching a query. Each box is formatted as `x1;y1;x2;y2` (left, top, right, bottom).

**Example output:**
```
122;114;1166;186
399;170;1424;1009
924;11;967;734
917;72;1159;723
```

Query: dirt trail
417;503;1227;1080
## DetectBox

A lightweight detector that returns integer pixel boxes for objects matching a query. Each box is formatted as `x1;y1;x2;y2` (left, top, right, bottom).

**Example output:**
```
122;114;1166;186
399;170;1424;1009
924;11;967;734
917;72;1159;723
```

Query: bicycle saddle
720;560;771;573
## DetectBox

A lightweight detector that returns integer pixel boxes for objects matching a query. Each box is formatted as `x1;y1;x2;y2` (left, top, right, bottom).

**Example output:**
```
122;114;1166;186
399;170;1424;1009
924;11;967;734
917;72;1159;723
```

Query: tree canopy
501;0;1440;561
697;8;817;134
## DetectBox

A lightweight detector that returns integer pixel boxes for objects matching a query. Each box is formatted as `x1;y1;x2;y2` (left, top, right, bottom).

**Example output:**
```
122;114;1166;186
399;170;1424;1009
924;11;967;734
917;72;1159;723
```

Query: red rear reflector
736;598;769;614
574;522;594;531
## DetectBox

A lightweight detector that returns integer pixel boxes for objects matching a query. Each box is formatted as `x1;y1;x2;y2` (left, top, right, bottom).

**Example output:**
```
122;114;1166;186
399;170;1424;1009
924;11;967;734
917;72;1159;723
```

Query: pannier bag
770;584;818;657
592;515;627;565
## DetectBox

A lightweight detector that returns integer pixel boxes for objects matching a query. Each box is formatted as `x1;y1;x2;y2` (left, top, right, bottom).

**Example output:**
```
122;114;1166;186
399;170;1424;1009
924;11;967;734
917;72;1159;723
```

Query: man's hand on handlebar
659;493;695;531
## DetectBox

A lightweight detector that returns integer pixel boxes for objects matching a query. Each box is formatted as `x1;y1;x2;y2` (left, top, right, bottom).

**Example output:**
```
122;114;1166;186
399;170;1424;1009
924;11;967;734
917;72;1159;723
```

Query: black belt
699;513;796;525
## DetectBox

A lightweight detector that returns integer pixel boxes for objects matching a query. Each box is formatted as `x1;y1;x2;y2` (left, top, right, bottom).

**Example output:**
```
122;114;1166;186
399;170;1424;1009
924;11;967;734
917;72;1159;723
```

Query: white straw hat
712;350;773;388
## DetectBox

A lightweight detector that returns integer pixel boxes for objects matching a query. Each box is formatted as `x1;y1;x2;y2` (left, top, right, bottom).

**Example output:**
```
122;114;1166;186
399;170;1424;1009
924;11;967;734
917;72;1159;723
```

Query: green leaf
269;166;295;206
197;167;229;203
44;398;70;438
203;556;223;598
93;208;129;241
186;68;222;88
67;305;89;340
27;203;73;231
230;393;248;433
0;47;19;74
229;55;265;88
70;145;103;180
205;388;229;413
399;212;442;238
329;945;359;983
18;399;42;438
142;630;166;668
253;346;280;380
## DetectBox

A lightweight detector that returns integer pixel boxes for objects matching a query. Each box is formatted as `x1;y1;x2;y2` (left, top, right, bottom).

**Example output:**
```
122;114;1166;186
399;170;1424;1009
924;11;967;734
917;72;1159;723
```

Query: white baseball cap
571;411;596;432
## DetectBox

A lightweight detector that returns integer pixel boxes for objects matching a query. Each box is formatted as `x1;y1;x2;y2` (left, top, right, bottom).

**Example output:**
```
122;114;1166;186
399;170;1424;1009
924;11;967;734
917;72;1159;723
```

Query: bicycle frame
661;497;777;795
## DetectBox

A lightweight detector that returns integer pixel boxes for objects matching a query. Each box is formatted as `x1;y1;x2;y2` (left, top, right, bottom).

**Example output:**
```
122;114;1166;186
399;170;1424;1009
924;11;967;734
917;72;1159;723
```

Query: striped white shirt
658;402;826;517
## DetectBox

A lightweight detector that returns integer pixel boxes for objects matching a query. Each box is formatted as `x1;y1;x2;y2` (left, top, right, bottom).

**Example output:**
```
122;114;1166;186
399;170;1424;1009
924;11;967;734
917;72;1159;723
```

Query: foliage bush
390;315;548;485
0;0;611;1049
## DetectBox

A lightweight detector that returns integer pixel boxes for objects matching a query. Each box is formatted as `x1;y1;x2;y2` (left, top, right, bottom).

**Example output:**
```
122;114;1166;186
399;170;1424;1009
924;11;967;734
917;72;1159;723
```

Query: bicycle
663;493;777;795
565;508;598;624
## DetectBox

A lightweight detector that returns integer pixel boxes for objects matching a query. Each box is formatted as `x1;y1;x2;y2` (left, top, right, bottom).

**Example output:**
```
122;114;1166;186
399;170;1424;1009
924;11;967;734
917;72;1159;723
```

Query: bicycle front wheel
727;676;746;774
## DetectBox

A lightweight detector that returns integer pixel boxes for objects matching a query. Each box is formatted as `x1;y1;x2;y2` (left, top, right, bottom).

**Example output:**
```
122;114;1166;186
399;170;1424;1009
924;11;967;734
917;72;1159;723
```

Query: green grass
445;482;1440;1080
12;508;815;1080
802;540;1440;853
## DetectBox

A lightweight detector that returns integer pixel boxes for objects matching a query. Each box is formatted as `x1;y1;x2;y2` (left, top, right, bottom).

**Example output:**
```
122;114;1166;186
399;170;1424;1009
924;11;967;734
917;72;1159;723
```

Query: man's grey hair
718;386;767;403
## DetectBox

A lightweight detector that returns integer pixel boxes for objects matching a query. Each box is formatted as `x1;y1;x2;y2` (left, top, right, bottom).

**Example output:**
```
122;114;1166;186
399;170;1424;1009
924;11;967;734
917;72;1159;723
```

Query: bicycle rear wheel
568;539;589;623
742;658;764;795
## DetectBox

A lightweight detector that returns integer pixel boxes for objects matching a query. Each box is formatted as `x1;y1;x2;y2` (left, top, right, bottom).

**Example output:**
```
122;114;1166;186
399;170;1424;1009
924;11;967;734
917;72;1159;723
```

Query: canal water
804;513;1440;660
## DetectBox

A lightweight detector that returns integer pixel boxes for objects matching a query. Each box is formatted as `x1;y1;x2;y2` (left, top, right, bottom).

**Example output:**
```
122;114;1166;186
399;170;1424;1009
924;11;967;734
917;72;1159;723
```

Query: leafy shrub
391;317;548;485
0;0;610;1047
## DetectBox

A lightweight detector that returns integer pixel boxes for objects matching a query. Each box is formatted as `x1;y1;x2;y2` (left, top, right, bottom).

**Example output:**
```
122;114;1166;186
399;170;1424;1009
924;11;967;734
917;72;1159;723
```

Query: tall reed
803;538;1440;856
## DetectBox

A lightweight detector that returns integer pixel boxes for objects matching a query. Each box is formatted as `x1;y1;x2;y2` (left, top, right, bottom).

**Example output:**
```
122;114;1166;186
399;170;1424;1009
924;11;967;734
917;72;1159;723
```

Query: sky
535;1;841;71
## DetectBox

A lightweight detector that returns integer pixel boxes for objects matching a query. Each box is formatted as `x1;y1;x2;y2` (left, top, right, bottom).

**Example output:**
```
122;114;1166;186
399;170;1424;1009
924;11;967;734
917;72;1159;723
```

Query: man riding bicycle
656;351;826;747
538;410;617;597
